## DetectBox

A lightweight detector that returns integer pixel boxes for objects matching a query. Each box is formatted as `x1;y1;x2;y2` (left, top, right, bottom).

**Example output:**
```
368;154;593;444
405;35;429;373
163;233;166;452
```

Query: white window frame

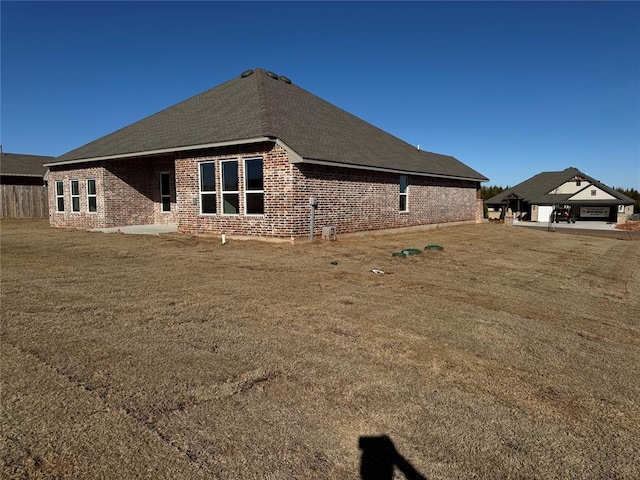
399;175;409;212
244;157;264;216
86;179;97;213
221;159;240;215
55;181;65;212
70;179;80;213
160;172;171;212
199;161;217;215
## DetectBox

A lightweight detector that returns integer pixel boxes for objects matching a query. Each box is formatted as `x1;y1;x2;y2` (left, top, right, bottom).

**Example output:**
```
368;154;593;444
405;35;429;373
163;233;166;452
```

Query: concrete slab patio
89;224;178;235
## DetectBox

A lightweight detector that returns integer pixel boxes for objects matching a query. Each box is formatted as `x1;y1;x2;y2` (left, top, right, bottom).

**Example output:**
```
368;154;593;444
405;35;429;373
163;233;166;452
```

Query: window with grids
70;180;80;212
244;158;264;215
87;179;97;212
199;162;217;214
399;175;409;212
221;160;239;214
55;181;64;212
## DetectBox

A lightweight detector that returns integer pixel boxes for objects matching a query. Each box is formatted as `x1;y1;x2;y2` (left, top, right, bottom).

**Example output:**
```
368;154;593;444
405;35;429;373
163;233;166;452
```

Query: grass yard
1;219;639;479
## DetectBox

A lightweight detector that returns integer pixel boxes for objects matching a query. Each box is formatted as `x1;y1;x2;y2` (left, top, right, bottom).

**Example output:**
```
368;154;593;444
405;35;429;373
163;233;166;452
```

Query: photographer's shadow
359;435;427;480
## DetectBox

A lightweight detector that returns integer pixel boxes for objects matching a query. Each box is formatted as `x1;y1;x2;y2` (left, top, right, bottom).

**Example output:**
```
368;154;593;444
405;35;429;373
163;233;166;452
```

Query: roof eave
288;156;487;182
0;173;45;177
45;137;274;167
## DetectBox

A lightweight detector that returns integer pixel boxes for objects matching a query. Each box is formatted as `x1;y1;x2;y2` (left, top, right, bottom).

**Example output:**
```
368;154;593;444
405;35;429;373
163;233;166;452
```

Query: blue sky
2;1;639;188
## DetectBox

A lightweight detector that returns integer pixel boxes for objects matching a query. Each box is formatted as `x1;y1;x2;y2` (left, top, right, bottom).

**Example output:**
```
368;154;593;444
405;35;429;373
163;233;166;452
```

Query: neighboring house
45;68;488;238
1;152;53;218
485;167;635;223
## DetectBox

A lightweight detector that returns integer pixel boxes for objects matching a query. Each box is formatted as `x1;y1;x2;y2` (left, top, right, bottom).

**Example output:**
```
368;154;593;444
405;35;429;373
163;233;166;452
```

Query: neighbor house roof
485;167;634;205
49;68;487;182
1;152;53;177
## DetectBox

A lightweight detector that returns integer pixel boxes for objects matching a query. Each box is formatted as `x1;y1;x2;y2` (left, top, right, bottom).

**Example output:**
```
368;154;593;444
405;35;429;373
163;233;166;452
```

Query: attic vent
241;69;254;78
279;75;292;84
266;71;278;79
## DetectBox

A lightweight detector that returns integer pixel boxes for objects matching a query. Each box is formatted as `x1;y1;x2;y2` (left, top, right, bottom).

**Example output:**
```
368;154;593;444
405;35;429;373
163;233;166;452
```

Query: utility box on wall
322;226;337;240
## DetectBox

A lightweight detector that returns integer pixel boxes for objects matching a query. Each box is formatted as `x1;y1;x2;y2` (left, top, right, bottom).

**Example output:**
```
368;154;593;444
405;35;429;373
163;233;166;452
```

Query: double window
200;162;217;214
87;179;97;213
221;160;239;214
56;181;65;212
245;158;264;215
399;175;409;212
70;180;80;212
200;157;264;215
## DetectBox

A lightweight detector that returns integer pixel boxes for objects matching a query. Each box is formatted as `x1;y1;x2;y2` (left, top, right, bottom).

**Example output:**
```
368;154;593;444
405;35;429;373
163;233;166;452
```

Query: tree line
479;185;508;201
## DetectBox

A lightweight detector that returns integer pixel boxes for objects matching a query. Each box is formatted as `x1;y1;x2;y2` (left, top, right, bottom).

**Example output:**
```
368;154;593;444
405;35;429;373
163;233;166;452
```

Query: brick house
45;68;488;238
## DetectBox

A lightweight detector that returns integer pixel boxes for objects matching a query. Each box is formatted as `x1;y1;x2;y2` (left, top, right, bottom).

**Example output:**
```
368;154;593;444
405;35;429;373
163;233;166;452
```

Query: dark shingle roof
1;153;53;177
53;69;487;181
485;167;634;205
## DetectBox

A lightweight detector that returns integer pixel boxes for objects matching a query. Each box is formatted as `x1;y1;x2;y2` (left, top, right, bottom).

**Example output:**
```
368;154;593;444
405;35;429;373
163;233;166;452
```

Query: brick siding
48;157;177;229
176;142;478;237
50;142;480;237
48;163;106;228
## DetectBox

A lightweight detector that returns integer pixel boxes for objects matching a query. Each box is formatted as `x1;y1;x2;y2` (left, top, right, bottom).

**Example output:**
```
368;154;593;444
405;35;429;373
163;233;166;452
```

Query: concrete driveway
513;220;617;231
513;219;639;239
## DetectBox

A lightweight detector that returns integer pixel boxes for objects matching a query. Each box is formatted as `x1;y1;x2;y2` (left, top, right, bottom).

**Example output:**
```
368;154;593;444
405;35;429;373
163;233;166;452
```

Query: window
87;179;97;213
199;162;217;214
399;175;409;212
160;173;171;212
576;181;582;187
70;180;80;212
221;160;239;214
55;181;64;212
244;158;264;215
591;189;597;196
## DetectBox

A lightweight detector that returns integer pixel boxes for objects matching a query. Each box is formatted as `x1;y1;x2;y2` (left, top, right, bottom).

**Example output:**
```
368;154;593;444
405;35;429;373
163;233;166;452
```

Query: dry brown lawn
1;219;639;479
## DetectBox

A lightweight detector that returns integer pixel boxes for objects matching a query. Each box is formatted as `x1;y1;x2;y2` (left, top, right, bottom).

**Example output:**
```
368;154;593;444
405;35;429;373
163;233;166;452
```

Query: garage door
538;206;554;223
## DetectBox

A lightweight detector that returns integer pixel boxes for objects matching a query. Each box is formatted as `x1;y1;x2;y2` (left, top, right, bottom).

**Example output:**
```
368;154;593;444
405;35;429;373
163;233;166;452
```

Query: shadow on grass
359;435;427;480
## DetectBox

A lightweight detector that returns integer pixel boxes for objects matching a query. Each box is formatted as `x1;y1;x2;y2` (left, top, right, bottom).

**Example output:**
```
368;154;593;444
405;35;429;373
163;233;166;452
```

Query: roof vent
278;75;292;84
240;69;254;78
266;71;278;79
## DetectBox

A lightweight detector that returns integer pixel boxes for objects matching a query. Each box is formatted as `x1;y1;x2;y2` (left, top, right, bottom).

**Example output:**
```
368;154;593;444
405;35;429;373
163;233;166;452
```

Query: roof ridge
255;70;275;137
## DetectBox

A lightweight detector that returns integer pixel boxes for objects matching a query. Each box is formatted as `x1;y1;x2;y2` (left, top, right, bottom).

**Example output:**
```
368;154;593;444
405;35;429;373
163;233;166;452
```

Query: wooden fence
0;185;49;219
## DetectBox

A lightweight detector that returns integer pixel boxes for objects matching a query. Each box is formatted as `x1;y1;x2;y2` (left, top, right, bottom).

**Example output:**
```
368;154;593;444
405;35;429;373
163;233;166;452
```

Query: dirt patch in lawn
616;221;640;231
2;220;639;479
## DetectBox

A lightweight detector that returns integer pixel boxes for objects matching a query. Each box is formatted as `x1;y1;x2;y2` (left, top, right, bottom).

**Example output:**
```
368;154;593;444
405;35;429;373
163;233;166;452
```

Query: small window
55;181;64;212
199;162;217;214
591;189;597;196
87;179;97;213
160;173;171;212
70;180;80;212
399;175;409;212
245;158;264;215
576;181;581;187
221;160;239;214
